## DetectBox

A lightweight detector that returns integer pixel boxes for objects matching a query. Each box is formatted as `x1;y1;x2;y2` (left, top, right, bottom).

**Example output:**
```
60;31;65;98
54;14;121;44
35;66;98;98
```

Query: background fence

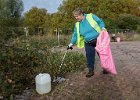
0;27;140;46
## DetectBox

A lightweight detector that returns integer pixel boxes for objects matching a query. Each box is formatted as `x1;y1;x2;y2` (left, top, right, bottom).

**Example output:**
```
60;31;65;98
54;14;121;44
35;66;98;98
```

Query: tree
56;0;89;29
0;0;23;41
51;0;140;30
95;0;139;19
0;0;23;27
24;7;48;28
117;14;139;30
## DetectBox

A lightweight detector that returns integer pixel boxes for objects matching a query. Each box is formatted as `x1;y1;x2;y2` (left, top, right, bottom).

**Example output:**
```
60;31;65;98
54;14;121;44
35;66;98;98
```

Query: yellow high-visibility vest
76;13;101;48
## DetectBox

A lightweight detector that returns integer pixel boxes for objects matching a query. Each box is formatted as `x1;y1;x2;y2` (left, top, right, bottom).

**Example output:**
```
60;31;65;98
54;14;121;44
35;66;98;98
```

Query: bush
136;25;140;34
117;14;139;30
0;35;86;99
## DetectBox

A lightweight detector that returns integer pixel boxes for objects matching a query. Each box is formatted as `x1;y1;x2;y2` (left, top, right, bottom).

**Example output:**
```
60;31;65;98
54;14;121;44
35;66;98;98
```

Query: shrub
117;14;139;30
0;35;86;99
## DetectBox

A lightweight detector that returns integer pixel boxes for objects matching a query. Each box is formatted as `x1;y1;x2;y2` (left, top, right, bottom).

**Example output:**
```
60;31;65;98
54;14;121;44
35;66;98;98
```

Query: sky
22;0;63;14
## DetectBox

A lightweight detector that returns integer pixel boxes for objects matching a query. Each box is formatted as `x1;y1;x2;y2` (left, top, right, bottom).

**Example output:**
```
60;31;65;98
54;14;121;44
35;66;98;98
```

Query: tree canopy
0;0;23;27
24;7;48;28
0;0;140;32
50;0;140;30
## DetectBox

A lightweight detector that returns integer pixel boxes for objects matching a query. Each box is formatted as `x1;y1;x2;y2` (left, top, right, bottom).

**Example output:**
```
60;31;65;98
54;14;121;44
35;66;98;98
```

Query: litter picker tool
53;47;73;83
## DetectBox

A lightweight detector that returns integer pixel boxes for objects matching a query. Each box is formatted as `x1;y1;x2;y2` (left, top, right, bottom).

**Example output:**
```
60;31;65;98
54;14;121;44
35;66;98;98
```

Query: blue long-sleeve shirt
70;14;105;45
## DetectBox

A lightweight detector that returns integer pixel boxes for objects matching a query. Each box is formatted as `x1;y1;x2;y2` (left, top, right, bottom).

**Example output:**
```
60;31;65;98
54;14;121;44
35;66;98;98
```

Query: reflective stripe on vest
76;13;101;48
75;22;84;48
86;13;101;33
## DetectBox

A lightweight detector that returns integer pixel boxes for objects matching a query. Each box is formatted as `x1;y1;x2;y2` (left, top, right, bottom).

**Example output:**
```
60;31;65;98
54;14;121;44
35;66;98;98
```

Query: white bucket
35;73;51;94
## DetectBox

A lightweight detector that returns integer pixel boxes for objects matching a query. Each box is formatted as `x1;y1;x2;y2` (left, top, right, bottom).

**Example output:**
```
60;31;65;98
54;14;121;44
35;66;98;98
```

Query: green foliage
0;35;86;99
104;19;118;29
50;0;140;30
55;0;89;29
0;27;25;42
96;0;139;19
117;14;139;30
28;35;69;48
61;52;86;73
0;0;23;41
0;0;23;27
136;25;140;33
24;7;48;28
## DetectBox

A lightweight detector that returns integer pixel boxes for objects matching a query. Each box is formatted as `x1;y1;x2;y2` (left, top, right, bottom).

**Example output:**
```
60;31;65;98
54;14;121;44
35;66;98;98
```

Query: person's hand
67;43;73;50
102;27;107;31
67;46;73;50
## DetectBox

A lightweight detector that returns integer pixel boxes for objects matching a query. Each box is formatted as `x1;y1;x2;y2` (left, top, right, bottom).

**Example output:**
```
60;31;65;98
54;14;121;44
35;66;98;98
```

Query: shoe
86;70;94;77
103;70;109;74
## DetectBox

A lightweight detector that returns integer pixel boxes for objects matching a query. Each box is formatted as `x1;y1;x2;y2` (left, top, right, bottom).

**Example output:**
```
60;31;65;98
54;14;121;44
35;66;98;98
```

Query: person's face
73;13;84;22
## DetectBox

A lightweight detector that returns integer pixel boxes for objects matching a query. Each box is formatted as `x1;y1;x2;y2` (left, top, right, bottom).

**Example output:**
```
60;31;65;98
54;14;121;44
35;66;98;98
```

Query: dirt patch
15;41;140;100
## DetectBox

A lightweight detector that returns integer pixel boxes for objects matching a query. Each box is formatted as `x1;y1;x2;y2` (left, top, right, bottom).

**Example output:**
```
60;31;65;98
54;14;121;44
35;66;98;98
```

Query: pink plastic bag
95;30;117;75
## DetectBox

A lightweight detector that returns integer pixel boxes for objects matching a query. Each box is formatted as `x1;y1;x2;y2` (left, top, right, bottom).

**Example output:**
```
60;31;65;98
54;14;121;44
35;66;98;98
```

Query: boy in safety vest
67;8;108;77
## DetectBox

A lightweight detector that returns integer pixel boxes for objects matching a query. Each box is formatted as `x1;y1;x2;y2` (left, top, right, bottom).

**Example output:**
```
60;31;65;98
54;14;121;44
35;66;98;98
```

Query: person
67;8;108;77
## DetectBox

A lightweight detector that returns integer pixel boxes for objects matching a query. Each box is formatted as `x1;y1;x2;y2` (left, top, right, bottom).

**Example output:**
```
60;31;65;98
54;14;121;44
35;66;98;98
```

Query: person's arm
67;25;77;50
92;14;105;30
70;25;77;45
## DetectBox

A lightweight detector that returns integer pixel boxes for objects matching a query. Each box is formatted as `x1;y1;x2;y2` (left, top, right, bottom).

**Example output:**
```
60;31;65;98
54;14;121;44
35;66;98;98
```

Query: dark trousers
85;39;97;71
